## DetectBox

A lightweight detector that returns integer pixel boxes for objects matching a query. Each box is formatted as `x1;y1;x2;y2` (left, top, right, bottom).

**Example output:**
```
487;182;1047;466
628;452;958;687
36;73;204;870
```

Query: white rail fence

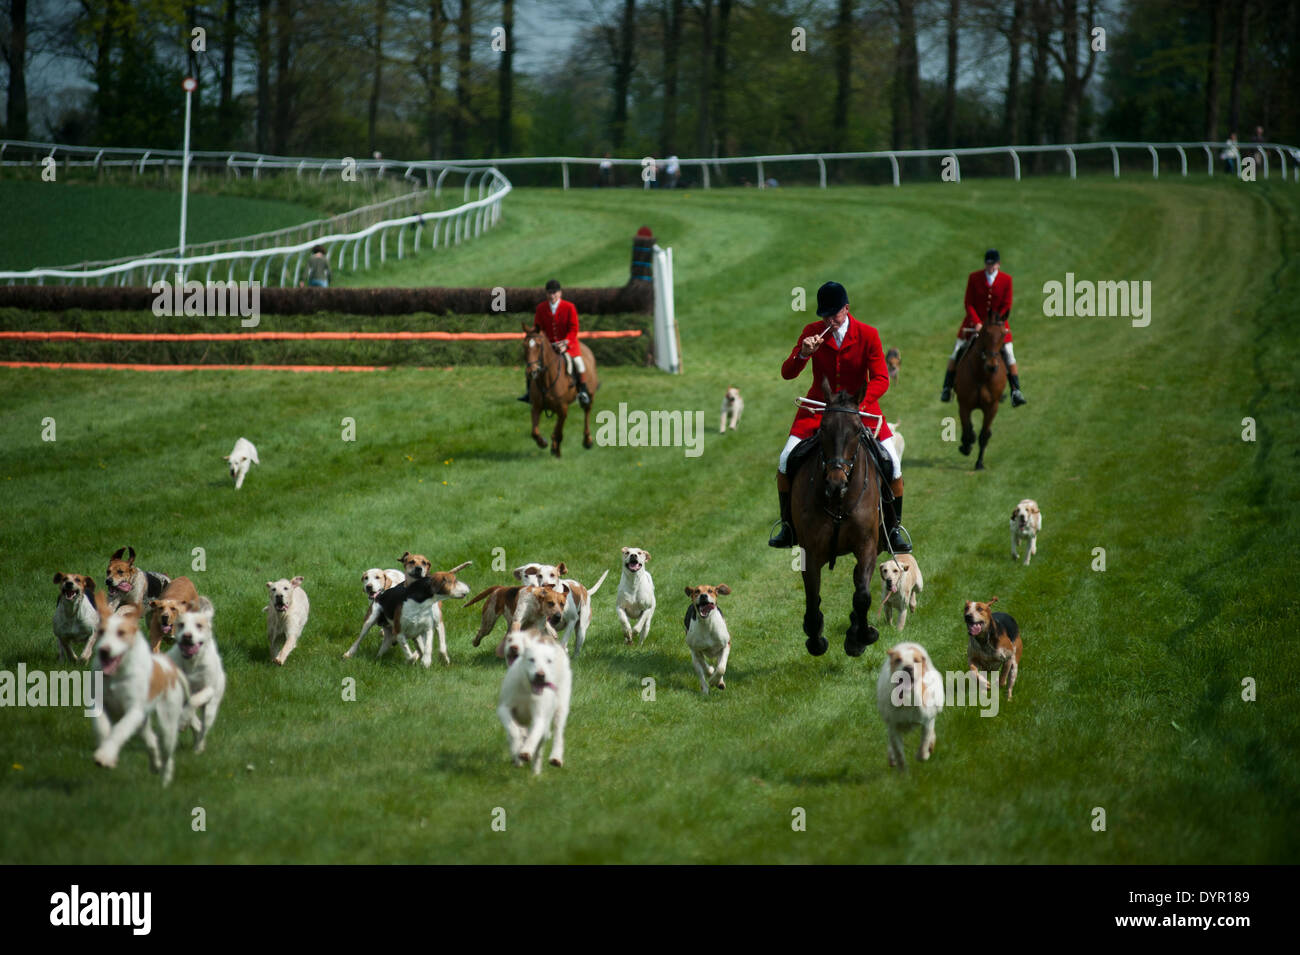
4;139;1297;193
0;166;511;287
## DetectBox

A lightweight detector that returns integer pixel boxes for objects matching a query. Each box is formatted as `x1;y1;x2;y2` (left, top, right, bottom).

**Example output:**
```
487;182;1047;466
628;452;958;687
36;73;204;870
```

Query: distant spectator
598;153;613;188
664;155;680;189
765;177;780;188
1220;132;1239;176
1252;125;1266;167
307;246;331;288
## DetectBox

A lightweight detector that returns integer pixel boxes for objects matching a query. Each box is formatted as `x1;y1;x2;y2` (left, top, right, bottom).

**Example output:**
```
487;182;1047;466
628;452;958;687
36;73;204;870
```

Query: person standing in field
306;246;331;288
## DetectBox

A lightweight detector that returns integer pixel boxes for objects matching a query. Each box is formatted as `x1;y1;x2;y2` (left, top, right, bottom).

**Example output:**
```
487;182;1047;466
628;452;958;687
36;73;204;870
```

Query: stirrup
887;525;913;555
576;386;591;408
768;519;795;548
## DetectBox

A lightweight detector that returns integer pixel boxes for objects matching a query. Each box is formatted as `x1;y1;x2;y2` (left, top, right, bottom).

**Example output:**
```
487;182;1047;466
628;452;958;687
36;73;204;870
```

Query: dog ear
291;576;304;588
111;547;126;562
988;596;999;606
126;547;136;565
149;599;161;611
93;588;111;619
642;551;651;562
53;572;65;585
684;586;695;597
84;578;96;593
556;562;567;576
266;581;275;591
716;585;731;595
888;648;902;665
223;454;231;461
621;547;629;555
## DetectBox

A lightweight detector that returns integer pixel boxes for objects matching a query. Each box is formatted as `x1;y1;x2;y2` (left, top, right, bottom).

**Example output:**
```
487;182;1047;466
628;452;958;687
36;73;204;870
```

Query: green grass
1;177;1298;863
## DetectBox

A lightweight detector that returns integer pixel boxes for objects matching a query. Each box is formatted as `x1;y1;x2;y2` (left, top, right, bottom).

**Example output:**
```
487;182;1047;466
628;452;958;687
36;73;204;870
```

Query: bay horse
789;379;882;657
522;325;599;458
955;311;1008;471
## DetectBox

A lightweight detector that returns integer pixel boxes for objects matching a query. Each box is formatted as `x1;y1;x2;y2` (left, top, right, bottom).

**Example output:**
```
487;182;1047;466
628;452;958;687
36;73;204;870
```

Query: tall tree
1227;0;1248;134
256;0;270;151
452;0;472;156
695;0;713;157
711;0;731;155
272;0;292;153
3;0;29;139
610;0;636;151
498;0;513;154
1027;0;1050;150
1004;0;1025;143
660;0;683;155
896;0;924;149
426;1;447;158
1204;0;1225;139
219;0;237;141
1050;0;1099;144
832;0;853;146
368;0;387;155
944;0;960;148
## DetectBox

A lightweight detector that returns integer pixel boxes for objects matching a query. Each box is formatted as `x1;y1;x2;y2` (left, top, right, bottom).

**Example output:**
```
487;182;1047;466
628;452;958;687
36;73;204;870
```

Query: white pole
179;77;196;265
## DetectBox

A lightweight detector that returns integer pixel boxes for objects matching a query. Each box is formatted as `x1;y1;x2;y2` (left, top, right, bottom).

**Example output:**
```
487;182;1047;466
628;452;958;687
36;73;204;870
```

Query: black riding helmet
816;281;849;317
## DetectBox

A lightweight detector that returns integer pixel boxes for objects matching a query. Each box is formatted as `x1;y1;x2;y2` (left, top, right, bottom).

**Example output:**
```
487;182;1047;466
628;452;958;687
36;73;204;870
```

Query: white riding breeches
951;339;1015;367
779;432;902;480
572;355;586;375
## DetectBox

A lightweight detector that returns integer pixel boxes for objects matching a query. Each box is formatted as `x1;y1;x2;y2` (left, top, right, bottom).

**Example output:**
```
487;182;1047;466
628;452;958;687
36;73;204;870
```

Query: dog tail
464;585;501;608
585;569;611;597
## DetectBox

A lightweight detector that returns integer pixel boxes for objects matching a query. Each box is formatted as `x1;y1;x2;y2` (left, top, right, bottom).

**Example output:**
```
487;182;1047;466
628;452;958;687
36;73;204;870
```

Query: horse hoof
802;611;824;641
959;444;972;456
975;462;985;471
844;623;878;656
805;635;828;656
533;437;547;449
583;436;593;449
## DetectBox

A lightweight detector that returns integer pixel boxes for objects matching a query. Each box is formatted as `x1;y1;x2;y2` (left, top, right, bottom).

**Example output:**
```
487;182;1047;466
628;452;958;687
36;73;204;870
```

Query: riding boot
1008;371;1027;406
517;375;531;403
939;369;955;402
768;472;796;548
575;375;592;408
888;496;912;554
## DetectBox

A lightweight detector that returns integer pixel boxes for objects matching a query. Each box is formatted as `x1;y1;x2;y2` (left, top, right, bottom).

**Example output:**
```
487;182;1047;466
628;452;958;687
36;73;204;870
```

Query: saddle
787;429;895;501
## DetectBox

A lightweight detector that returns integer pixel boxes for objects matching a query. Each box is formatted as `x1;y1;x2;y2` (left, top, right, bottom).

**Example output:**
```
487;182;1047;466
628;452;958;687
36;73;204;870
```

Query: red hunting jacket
961;269;1014;343
782;315;893;441
533;299;581;354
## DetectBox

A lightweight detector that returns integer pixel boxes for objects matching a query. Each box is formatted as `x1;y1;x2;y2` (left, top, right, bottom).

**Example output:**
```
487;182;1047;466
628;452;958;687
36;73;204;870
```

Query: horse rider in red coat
518;278;591;407
939;249;1027;406
768;281;911;554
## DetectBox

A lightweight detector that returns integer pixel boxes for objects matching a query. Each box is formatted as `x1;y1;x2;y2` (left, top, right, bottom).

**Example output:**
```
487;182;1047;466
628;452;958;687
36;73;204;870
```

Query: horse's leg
958;402;975;456
582;402;593;450
845;552;880;656
551;404;566;458
976;403;997;471
800;562;827;656
530;400;547;449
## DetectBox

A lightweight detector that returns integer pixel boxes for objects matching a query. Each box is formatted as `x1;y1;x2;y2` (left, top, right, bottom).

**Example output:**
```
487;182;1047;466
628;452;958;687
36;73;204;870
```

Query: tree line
2;1;1296;165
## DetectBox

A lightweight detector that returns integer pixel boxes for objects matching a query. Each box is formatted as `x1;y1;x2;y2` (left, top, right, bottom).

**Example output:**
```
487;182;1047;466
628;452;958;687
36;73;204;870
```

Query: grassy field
1;177;1298;864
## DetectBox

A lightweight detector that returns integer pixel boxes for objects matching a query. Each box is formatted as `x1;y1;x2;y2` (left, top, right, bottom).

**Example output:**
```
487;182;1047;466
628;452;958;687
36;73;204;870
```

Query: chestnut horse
955;311;1008;471
789;380;882;657
522;325;599;458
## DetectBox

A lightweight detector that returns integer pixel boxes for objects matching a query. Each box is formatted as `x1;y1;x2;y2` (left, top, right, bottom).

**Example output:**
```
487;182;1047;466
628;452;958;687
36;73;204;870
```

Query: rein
526;336;568;414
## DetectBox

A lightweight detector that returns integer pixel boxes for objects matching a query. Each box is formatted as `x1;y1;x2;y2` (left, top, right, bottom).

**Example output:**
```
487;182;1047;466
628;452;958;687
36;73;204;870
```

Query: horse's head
523;324;550;380
978;310;1008;372
818;376;867;502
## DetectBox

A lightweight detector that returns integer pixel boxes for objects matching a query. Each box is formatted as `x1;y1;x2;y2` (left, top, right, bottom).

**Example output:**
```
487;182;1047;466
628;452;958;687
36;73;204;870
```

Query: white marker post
178;76;197;272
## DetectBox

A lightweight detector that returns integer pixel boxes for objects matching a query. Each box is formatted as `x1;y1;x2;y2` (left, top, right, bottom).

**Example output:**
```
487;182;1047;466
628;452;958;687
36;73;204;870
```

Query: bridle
525;335;562;399
817;407;871;520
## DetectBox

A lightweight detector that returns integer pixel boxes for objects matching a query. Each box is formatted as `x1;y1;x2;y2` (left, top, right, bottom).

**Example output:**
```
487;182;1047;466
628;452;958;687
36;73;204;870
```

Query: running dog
366;556;472;667
265;576;310;665
878;554;923;631
1010;499;1042;565
52;572;100;663
224;437;259;490
683;584;732;695
90;591;189;787
964;597;1023;701
720;387;744;433
147;576;200;652
876;641;943;770
497;629;572;774
344;567;414;661
616;547;656;646
104;547;171;611
885;347;901;384
168;597;226;754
